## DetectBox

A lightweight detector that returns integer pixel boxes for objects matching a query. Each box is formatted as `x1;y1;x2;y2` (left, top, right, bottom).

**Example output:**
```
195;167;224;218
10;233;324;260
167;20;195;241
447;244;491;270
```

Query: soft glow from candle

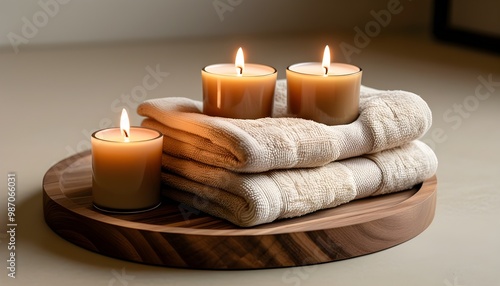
120;108;130;142
235;47;244;76
202;51;277;118
322;45;331;76
91;125;163;211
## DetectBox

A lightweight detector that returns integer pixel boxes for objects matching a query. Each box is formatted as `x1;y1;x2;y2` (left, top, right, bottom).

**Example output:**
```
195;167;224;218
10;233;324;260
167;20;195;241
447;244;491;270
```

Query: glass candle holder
91;127;163;213
202;63;277;119
286;62;362;125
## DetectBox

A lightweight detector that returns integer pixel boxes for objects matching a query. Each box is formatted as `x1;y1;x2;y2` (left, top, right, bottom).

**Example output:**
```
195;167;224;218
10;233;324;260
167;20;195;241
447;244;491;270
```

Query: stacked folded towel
137;79;438;227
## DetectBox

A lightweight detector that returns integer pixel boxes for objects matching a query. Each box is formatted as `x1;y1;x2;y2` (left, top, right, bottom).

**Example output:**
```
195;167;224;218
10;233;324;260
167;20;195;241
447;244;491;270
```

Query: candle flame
235;47;244;75
322;45;331;76
120;108;130;142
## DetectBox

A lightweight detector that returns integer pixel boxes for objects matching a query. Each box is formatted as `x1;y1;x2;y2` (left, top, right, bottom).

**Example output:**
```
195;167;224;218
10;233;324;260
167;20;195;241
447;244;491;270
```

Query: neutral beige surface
1;32;500;285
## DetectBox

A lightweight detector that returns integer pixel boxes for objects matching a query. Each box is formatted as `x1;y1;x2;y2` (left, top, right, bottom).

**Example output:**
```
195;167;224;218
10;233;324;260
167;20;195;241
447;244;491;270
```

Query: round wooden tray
43;151;437;269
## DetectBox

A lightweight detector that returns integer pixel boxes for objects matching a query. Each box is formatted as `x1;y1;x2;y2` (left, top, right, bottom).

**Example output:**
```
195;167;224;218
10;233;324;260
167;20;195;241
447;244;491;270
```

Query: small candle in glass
91;109;163;213
286;45;362;125
202;47;277;119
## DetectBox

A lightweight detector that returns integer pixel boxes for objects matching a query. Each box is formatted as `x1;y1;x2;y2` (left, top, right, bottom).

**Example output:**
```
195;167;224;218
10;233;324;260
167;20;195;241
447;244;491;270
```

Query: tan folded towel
138;80;432;173
161;141;437;227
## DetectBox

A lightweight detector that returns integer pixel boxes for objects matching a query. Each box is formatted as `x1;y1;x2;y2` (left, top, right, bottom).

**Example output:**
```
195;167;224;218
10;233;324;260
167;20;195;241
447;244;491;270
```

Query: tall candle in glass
287;45;362;125
91;109;163;213
202;47;277;119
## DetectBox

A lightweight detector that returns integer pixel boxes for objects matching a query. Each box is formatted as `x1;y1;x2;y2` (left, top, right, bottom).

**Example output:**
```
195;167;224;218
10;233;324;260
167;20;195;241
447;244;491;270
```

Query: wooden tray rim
43;150;437;236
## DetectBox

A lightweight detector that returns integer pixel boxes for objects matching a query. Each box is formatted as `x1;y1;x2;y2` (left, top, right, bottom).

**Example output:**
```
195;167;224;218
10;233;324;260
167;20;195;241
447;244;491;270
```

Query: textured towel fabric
161;141;438;227
138;80;432;173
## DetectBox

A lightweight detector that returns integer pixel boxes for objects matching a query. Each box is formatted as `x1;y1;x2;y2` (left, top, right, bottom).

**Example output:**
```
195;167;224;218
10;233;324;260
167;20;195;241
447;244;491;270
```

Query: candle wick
122;129;130;142
236;66;243;76
323;66;329;76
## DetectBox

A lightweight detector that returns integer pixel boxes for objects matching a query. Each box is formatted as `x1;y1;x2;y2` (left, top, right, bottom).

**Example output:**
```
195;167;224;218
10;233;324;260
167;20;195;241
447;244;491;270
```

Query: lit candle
286;45;362;125
91;109;163;212
202;47;277;119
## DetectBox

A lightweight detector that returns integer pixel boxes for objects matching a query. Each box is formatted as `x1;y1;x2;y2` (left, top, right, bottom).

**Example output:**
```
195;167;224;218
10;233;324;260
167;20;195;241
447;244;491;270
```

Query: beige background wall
0;0;433;50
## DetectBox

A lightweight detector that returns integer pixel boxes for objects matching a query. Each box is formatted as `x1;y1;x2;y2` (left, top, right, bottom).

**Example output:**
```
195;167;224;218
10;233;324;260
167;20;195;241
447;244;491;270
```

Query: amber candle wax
91;126;163;212
287;62;362;125
202;48;277;119
287;45;362;125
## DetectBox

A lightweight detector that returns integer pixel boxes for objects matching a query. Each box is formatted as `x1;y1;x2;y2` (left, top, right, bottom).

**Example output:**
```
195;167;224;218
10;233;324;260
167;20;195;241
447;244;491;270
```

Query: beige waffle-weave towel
138;80;432;173
161;141;437;227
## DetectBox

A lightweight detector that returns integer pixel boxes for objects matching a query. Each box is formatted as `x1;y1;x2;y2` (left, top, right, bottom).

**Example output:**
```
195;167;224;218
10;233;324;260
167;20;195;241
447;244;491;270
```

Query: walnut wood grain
43;150;437;269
